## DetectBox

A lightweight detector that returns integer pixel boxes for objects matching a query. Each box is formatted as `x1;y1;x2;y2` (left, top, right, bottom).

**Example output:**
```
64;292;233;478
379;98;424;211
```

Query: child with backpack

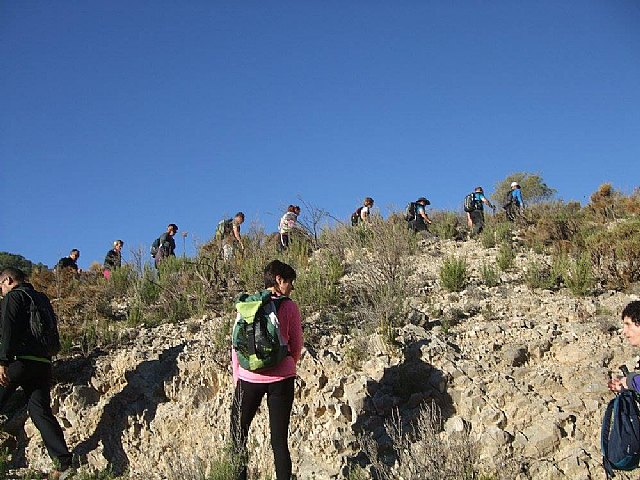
603;301;640;477
278;205;300;250
230;260;303;480
351;197;374;226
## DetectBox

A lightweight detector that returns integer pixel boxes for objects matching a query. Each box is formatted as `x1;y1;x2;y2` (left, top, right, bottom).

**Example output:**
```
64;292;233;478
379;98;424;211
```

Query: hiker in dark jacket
0;268;73;479
56;249;80;274
466;187;496;237
103;240;123;280
155;224;178;268
608;301;640;392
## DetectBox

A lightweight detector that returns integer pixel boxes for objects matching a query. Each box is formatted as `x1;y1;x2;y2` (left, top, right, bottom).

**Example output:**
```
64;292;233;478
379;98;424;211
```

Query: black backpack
14;288;61;357
351;207;364;226
150;237;161;258
463;193;477;212
404;202;417;221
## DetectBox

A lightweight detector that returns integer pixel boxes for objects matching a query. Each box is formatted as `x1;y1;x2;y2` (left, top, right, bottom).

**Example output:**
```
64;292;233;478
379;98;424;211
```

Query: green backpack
232;290;290;372
215;219;233;241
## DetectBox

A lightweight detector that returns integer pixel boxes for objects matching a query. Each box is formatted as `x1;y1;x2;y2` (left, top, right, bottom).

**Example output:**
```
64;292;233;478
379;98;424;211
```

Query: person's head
622;301;640;347
0;268;27;295
113;240;124;252
510;181;520;190
294;205;301;215
264;259;296;296
167;224;179;236
234;212;245;224
364;197;374;207
475;187;484;193
69;249;80;261
417;197;429;206
287;205;296;213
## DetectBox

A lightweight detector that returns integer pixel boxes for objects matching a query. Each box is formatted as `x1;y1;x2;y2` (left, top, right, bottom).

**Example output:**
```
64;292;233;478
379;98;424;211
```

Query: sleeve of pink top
280;299;303;363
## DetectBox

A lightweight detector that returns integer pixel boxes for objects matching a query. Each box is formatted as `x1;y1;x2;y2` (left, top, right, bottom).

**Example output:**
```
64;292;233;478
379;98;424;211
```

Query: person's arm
280;300;303;363
481;195;495;210
420;209;432;224
233;224;244;249
0;293;20;367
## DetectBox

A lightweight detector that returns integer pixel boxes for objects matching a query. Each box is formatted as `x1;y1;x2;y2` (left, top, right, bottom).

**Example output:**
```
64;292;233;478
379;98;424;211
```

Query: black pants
279;233;290;251
231;377;295;480
0;359;72;469
408;218;428;232
469;210;485;236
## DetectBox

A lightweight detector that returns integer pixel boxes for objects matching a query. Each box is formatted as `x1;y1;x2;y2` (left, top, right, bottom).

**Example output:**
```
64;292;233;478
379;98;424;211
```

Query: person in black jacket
56;249;80;274
0;268;73;478
103;240;124;279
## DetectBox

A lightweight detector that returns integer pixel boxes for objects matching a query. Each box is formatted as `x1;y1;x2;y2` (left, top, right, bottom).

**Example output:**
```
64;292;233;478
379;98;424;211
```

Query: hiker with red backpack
230;260;303;480
351;197;374;226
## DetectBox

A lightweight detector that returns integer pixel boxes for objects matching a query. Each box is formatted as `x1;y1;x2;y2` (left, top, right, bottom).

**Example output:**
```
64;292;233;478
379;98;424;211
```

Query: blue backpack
601;389;640;478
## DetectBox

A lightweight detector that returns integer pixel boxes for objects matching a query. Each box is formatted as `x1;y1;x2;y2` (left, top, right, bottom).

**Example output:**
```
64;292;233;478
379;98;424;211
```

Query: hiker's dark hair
168;223;178;232
1;268;27;284
70;249;80;256
623;301;640;326
235;212;245;220
364;197;374;206
287;205;296;213
264;260;297;288
475;186;484;193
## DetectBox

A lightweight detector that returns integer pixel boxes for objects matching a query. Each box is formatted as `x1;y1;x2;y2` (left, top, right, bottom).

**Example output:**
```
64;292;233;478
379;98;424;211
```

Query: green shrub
293;252;343;315
496;243;515;272
430;211;460;240
480;221;511;248
108;264;135;297
563;253;595;297
586;219;640;288
480;262;500;287
440;257;468;292
524;258;556;290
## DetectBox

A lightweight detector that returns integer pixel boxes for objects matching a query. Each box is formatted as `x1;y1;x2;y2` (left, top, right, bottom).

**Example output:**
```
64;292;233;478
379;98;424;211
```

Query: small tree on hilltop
492;172;556;206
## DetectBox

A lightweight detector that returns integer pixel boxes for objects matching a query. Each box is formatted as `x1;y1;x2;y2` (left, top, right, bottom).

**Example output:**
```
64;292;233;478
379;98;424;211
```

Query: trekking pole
621;365;629;376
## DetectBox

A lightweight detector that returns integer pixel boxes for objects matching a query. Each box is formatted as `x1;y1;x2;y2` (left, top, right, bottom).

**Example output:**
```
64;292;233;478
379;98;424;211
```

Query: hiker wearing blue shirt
465;187;496;236
608;301;640;392
408;197;432;232
504;182;525;221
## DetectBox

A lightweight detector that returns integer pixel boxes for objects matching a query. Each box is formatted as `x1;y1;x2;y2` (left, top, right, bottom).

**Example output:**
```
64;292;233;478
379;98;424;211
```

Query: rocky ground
2;237;639;479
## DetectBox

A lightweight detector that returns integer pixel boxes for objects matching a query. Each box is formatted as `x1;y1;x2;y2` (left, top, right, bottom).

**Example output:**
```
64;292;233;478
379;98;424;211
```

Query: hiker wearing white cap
504;181;524;221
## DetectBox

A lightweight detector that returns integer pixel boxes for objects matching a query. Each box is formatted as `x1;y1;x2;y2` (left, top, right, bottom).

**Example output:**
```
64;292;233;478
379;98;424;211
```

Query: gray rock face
5;238;640;479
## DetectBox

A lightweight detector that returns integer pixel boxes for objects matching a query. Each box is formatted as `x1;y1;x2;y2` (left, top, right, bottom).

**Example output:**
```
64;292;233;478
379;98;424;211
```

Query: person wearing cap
466;187;496;236
409;197;433;232
505;182;524;221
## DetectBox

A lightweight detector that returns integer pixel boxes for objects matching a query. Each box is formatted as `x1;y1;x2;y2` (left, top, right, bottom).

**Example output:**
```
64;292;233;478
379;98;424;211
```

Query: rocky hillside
3;236;640;479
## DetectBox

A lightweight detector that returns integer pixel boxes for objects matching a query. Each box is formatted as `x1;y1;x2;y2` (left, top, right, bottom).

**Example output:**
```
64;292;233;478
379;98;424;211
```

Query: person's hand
608;376;627;392
0;365;10;387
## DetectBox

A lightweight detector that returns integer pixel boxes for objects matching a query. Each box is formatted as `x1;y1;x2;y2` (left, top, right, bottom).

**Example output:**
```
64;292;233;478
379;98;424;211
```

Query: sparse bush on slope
440;256;468;292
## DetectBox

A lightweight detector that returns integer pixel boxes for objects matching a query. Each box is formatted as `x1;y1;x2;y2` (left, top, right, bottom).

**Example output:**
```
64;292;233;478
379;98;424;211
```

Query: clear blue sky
1;1;639;269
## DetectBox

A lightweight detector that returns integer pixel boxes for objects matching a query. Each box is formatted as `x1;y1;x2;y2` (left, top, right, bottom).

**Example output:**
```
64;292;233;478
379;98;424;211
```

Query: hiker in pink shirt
231;260;303;480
